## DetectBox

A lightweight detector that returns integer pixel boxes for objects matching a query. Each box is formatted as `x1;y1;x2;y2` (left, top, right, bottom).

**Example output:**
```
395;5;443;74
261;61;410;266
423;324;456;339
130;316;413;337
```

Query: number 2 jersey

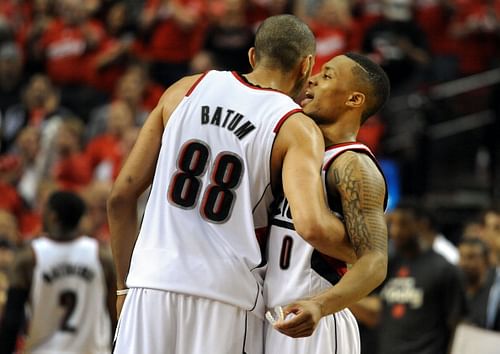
126;70;302;315
26;236;111;353
264;142;387;309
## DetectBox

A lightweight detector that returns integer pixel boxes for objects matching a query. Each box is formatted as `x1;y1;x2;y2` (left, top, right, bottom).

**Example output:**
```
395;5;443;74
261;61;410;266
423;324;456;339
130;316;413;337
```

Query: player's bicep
331;153;387;257
279;114;325;223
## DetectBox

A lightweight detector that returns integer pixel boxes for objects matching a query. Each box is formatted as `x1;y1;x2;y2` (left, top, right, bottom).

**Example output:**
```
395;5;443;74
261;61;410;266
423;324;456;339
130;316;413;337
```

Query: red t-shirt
40;19;105;85
310;21;352;74
143;0;207;62
85;134;124;181
52;153;93;190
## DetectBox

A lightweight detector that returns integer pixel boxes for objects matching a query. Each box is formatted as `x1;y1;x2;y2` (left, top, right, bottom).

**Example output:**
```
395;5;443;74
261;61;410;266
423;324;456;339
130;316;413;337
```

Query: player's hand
116;294;127;318
273;300;323;338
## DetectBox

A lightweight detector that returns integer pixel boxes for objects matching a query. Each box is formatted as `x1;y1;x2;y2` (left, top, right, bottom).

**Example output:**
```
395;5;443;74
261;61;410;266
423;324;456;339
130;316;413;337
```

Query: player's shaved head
254;15;315;72
344;52;390;123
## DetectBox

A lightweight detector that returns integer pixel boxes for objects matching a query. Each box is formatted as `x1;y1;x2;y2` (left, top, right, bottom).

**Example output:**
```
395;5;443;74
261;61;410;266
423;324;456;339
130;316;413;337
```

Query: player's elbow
370;252;388;287
293;218;323;243
107;187;133;214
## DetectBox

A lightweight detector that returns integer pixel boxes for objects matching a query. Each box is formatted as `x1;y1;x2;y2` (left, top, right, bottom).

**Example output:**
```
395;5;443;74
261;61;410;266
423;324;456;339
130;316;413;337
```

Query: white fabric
265;309;360;354
27;236;110;354
127;70;300;314
451;323;500;354
114;288;263;354
433;233;459;264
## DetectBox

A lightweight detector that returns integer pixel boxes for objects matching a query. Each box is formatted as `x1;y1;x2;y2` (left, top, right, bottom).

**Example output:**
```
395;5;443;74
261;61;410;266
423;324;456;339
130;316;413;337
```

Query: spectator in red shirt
35;0;108;119
52;118;92;191
86;63;164;139
296;0;357;74
137;0;207;86
85;100;135;182
414;0;459;82
450;0;500;76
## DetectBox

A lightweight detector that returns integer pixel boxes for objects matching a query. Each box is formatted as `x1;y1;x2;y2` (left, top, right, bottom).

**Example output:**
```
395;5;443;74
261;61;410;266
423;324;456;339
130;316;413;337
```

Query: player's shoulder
276;111;322;138
331;150;381;175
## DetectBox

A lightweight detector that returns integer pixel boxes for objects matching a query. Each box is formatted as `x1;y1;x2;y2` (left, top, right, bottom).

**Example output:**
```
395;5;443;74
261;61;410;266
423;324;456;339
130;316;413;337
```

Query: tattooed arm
274;151;387;338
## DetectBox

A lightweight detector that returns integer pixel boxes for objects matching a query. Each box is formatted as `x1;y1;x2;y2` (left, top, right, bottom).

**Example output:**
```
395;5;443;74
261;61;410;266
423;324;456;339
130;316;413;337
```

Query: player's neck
243;69;298;96
49;229;80;242
320;116;359;147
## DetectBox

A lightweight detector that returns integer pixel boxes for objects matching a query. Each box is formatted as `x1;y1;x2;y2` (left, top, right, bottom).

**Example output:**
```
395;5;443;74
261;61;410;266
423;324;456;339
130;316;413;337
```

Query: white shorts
113;288;263;354
265;308;360;354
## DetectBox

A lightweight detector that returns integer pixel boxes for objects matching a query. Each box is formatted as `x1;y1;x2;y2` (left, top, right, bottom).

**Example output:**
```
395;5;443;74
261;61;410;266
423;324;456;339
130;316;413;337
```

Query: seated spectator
34;0;108;119
86;63;163;139
459;238;500;330
1;74;71;153
137;0;207;87
450;0;500;76
0;42;25;115
296;0;357;74
85;100;134;182
13;127;42;208
191;0;254;73
52;118;92;191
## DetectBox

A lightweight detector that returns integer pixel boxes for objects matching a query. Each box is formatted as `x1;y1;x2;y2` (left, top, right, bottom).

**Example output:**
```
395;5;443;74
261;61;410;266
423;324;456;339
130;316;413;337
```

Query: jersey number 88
168;140;243;223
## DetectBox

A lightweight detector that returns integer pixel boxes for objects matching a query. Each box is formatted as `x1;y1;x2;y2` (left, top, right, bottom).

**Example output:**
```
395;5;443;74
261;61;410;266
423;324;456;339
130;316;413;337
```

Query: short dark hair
47;191;86;231
459;237;490;260
344;52;390;123
254;15;315;71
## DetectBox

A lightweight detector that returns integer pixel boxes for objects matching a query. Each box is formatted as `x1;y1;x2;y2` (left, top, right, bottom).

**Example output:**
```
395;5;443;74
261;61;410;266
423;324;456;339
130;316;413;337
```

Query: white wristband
116;289;129;296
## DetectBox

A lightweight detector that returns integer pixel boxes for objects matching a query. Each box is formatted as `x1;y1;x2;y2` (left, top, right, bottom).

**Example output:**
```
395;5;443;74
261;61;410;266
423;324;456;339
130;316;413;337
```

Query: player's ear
248;47;256;69
346;92;365;108
300;54;314;78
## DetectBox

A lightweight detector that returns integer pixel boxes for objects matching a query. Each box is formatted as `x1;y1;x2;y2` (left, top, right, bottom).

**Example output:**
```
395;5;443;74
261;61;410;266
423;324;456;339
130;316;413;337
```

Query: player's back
26;236;110;353
127;70;302;313
265;143;385;308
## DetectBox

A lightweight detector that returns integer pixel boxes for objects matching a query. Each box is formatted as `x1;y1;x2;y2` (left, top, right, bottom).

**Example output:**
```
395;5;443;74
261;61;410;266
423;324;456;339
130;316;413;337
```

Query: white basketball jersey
26;236;110;353
126;70;302;314
265;142;386;308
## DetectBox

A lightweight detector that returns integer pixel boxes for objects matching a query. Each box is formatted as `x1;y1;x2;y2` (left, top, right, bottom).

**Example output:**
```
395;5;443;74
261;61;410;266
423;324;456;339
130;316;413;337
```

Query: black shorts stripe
270;218;295;230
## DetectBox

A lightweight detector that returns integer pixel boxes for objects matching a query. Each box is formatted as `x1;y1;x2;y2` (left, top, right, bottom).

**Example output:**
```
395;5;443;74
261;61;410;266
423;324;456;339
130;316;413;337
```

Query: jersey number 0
168;140;243;223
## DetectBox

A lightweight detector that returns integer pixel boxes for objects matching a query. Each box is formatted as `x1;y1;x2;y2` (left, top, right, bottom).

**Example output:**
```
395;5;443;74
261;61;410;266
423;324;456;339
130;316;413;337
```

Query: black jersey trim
270;218;295;230
334;313;338;354
232;71;286;95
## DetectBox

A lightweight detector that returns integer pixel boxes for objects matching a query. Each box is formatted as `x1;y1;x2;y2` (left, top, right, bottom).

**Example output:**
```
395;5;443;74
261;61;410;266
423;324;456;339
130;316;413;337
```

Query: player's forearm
311;251;387;316
108;194;139;289
300;212;356;263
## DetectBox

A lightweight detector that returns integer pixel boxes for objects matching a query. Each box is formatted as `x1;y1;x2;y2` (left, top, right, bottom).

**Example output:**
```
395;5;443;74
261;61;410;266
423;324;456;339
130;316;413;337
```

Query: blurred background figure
362;0;430;94
351;202;467;354
458;237;499;330
191;0;254;73
0;191;115;353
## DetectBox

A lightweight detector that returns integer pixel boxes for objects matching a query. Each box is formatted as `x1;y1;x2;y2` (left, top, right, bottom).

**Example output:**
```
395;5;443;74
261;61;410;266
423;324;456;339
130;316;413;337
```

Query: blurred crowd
0;0;500;349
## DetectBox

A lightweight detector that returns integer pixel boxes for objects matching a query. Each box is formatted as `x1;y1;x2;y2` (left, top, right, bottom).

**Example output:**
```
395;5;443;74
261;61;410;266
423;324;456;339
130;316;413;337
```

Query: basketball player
264;53;390;354
108;15;353;354
0;191;115;353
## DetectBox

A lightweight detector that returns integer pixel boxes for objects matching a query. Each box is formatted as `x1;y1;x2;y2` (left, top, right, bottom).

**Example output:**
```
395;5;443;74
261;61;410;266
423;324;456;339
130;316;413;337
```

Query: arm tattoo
333;153;387;257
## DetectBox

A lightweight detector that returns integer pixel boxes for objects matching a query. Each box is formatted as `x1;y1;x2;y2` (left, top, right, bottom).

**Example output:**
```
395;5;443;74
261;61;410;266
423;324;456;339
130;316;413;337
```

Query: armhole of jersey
185;72;209;97
324;147;389;210
273;108;303;133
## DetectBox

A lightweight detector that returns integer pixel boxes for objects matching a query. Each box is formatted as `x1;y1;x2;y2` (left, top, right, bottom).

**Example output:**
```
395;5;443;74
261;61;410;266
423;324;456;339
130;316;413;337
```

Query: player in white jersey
108;15;353;354
264;53;391;353
0;191;115;354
